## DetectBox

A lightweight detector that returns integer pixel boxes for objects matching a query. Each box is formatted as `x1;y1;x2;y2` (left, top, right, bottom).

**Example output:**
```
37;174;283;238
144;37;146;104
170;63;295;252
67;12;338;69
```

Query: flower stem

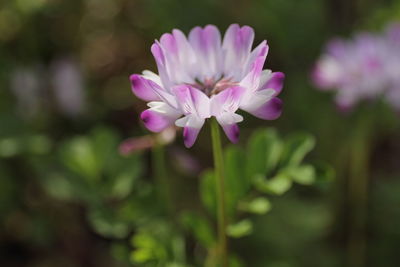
210;118;228;267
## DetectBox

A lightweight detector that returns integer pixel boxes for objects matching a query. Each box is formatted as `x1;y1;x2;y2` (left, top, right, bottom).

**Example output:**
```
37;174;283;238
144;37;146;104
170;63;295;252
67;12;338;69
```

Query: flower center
188;77;239;96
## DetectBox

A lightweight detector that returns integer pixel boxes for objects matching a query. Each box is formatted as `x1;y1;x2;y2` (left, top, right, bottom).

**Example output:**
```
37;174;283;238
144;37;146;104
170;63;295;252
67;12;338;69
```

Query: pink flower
130;24;284;148
313;23;400;111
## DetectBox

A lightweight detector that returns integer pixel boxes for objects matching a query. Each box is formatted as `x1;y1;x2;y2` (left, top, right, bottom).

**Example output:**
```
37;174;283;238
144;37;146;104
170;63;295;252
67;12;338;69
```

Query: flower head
130;24;284;148
313;23;400;111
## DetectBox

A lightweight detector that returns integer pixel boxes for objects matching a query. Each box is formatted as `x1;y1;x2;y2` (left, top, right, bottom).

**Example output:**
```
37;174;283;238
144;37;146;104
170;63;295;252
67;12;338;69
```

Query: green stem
210;118;228;267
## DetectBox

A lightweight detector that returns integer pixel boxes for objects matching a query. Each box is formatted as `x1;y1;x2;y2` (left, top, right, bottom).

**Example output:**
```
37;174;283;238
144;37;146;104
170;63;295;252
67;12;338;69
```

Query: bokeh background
1;0;400;266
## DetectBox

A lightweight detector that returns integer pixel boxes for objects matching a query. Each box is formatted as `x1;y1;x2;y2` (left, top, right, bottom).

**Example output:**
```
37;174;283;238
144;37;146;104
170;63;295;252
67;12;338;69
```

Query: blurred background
1;0;400;266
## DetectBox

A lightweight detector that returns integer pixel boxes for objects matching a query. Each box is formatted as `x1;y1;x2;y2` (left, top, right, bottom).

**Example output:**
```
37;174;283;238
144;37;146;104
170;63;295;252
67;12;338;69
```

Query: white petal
216;112;243;126
241;89;275;111
142;70;162;86
147;101;180;116
186;114;205;129
175;116;189;127
175;114;205;129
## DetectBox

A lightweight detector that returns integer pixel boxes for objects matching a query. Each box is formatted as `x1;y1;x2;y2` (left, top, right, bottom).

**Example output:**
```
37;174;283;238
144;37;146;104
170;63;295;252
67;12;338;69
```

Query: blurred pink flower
119;127;177;155
50;57;86;117
313;23;400;111
130;24;284;148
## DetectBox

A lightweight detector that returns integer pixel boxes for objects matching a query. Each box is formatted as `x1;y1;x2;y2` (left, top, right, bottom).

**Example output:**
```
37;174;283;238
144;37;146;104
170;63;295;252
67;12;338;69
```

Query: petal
172;85;210;118
222;123;240;143
386;86;400;111
189;25;223;79
175;114;205;148
210;86;245;115
183;127;201;148
149;85;179;110
216;112;243;125
130;73;178;109
326;39;347;58
243;97;283;120
141;102;181;132
130;74;161;101
160;30;195;62
240;56;266;90
141;110;172;132
240;41;269;89
223;24;255;80
172;29;197;70
259;71;285;95
160;33;179;54
335;91;358;112
386;23;400;43
157;30;196;85
223;24;254;52
240;89;275;111
151;43;171;90
244;41;269;73
312;56;342;89
142;70;162;86
215;112;243;143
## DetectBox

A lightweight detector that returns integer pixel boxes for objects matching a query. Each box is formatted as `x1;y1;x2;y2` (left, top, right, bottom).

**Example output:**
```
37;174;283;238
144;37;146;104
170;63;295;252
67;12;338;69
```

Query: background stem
347;112;373;267
152;142;173;215
210;118;228;267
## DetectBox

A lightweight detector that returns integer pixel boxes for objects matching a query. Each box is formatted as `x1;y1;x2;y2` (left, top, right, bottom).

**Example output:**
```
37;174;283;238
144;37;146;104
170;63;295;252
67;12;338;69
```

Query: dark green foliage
1;0;400;266
198;128;332;242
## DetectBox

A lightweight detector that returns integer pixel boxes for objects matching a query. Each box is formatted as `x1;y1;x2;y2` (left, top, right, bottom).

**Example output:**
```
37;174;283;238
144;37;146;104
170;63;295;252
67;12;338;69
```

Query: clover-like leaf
41;173;75;201
59;136;100;181
238;197;272;215
130;231;167;263
281;132;315;167
180;211;215;247
226;219;253;238
246;129;283;179
224;146;249;217
286;164;316;185
88;208;130;239
253;173;292;195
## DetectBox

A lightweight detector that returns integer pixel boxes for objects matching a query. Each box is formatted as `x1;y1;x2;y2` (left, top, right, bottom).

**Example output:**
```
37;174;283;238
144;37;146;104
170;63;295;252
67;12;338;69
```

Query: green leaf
88;208;130;239
253;173;292;195
281;132;315;167
129;222;185;265
103;152;142;198
238;197;272;215
110;172;136;199
229;255;246;267
131;231;167;263
165;263;187;267
26;135;52;155
170;235;186;265
91;127;119;170
286;165;316;185
41;173;75;201
227;219;253;238
224;146;248;217
246;128;283;179
180;212;215;247
0;137;20;158
59;136;100;181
